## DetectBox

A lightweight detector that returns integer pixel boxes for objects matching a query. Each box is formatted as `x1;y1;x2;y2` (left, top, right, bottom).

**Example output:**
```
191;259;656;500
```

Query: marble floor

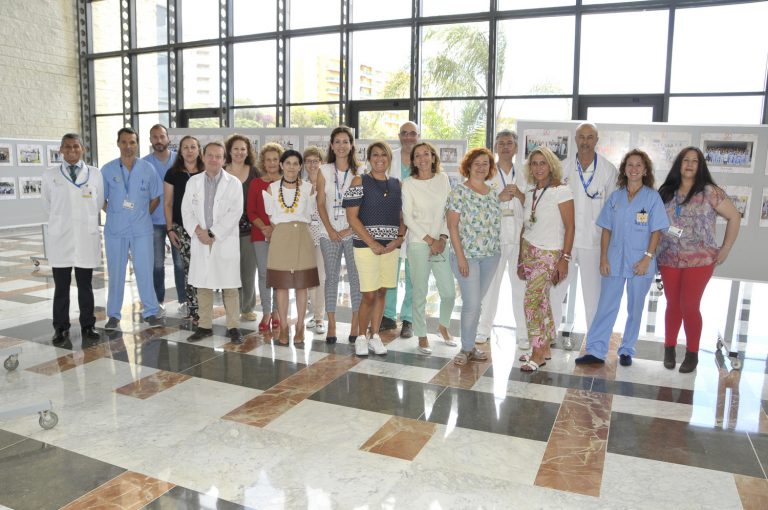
0;226;767;509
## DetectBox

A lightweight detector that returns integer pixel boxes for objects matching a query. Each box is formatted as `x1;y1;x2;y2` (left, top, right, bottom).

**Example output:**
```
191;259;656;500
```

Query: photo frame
16;144;44;166
0;177;17;200
0;144;12;166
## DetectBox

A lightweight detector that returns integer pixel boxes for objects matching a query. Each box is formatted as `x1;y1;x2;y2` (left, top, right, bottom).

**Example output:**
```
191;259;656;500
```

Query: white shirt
318;163;360;236
402;172;450;245
488;163;526;244
561;153;618;249
262;180;315;224
522;184;574;251
41;161;104;268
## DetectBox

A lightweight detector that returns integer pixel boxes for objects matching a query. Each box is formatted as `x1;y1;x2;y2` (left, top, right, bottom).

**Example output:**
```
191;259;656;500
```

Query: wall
0;0;80;139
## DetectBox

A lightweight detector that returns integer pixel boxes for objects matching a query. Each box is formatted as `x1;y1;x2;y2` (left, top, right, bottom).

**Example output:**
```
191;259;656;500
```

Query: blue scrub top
102;158;162;237
597;186;669;279
143;151;176;225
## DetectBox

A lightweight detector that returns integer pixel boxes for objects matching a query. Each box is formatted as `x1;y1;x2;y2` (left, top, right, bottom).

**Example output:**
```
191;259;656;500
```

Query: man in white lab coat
41;133;104;347
182;141;244;343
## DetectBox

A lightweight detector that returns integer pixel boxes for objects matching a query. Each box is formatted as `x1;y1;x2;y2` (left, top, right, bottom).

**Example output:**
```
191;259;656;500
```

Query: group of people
42;121;740;374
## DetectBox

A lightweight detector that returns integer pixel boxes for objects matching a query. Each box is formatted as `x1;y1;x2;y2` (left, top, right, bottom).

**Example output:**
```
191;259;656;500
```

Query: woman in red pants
657;147;740;373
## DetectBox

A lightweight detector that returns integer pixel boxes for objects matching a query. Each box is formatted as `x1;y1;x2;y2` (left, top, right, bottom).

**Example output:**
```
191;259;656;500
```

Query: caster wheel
4;355;19;371
730;358;742;371
39;411;59;430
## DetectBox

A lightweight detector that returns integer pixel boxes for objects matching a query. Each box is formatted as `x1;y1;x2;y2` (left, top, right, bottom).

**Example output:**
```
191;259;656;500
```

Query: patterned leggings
520;239;560;349
319;236;361;313
172;224;198;316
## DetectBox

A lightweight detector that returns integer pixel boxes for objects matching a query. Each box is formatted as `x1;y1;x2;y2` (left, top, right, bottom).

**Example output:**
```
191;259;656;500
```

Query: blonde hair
258;142;284;173
524;146;562;185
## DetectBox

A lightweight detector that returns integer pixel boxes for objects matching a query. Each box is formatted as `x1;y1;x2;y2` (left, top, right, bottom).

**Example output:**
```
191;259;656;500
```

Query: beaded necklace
278;177;301;213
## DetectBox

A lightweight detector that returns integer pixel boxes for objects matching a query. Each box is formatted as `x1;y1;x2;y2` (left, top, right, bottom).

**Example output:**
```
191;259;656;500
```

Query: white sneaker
475;333;489;344
517;338;531;350
354;335;369;356
306;319;317;330
177;302;189;316
368;334;387;355
315;322;326;334
157;303;166;318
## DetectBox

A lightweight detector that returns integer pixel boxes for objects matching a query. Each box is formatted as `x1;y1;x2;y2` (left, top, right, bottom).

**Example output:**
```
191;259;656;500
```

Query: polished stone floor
0;226;767;509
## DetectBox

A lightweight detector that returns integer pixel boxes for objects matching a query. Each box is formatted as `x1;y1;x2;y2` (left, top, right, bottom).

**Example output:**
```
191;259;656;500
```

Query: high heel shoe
271;316;281;331
277;326;289;346
439;326;458;347
258;317;271;332
294;326;305;345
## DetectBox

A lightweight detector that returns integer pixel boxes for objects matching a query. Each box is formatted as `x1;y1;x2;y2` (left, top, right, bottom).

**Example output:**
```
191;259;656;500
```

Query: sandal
519;353;531;362
417;337;432;355
520;360;545;372
439;326;458;347
468;348;488;362
453;351;469;366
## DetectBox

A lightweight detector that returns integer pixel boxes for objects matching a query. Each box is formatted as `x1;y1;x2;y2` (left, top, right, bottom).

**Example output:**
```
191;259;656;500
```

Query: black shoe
144;315;164;328
81;327;101;341
619;354;632;366
188;328;213;342
325;336;337;344
663;346;676;369
52;329;69;345
227;328;243;344
104;317;120;330
400;320;413;338
575;354;605;365
679;351;698;373
379;316;397;331
348;335;357;344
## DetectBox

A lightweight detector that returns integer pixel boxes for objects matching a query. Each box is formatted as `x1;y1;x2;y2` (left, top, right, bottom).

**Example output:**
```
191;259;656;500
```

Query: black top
343;173;402;248
164;169;197;227
239;167;260;236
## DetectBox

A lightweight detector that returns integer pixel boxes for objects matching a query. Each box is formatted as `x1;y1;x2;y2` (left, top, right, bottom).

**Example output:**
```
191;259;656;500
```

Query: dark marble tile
748;431;768;475
594;379;696;405
424;387;560;442
181;350;305;390
309;371;444;419
1;294;49;304
0;318;56;344
0;428;28;451
143;485;254;510
0;438;125;510
608;411;764;477
506;368;594;392
125;339;223;372
632;339;688;362
308;342;450;370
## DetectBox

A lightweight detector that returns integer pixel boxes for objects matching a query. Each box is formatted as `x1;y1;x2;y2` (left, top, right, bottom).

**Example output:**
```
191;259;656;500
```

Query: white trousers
477;242;527;340
550;246;602;332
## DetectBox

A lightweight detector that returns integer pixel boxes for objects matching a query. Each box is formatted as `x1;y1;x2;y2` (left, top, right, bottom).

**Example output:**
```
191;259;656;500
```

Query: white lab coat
181;170;243;290
41;162;104;268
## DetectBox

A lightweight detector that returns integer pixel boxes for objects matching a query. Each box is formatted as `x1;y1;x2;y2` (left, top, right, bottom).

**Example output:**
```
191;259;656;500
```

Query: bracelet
644;251;653;259
560;253;572;261
440;234;449;240
166;228;173;233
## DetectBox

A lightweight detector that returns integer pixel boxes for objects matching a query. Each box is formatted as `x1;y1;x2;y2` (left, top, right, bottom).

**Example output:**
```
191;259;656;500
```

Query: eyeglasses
399;131;418;137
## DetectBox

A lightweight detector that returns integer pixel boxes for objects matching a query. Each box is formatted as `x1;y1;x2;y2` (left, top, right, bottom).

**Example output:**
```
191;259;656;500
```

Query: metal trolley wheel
4;355;19;371
39;411;59;430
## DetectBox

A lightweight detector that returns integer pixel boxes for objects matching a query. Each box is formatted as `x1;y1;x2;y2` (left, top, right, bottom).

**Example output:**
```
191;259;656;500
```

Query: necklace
278;178;300;213
530;184;549;224
372;174;389;197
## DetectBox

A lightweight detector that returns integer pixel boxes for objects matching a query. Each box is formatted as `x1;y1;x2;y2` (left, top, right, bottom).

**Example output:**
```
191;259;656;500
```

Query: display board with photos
0;137;61;228
167;128;466;185
516;120;768;283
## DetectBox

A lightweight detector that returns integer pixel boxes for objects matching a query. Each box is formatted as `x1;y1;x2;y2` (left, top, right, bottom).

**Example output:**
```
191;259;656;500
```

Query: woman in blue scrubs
575;149;669;367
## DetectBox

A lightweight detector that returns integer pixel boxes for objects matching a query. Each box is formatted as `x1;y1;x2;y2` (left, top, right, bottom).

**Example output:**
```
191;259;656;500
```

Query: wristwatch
208;229;215;239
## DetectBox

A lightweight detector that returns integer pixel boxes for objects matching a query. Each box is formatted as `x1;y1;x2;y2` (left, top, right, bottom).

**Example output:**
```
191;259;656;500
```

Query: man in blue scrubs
102;127;164;329
142;124;177;311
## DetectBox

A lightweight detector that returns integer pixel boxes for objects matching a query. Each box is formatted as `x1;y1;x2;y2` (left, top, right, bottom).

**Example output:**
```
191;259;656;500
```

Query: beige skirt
267;221;320;289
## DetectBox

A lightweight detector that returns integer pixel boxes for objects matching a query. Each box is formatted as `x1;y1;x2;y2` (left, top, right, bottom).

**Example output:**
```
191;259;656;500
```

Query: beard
153;142;169;152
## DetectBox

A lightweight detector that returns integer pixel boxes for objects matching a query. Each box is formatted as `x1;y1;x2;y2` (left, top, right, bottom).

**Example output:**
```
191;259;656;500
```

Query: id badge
525;220;535;230
81;188;93;199
502;209;514;217
123;199;135;210
636;212;648;224
667;226;683;238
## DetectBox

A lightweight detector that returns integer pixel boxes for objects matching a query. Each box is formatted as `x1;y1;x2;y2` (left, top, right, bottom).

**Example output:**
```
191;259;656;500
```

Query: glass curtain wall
85;0;768;163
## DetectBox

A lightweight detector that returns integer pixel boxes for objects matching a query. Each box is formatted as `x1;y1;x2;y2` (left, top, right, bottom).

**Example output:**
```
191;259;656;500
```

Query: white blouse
262;180;315;224
402;172;450;245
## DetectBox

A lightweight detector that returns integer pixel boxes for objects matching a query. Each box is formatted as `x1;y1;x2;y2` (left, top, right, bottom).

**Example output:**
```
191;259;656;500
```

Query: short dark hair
60;133;82;146
203;141;226;155
280;149;303;166
117;127;138;142
149;124;168;135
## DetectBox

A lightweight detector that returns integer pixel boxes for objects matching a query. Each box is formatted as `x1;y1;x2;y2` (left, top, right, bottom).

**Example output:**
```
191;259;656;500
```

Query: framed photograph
700;133;756;174
264;134;300;151
719;185;751;226
439;147;458;164
47;145;63;165
0;177;17;200
523;129;569;161
0;144;12;165
16;144;44;166
760;188;768;228
595;130;630;169
303;135;331;153
19;177;42;199
637;131;692;181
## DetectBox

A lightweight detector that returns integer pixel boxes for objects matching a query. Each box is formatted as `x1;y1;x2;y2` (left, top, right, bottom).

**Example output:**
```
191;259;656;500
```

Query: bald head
575;123;599;159
398;121;420;162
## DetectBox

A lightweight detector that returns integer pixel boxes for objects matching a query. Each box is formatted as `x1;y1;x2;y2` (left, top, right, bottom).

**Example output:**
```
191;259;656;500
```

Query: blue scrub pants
585;275;653;359
384;257;413;323
106;234;161;319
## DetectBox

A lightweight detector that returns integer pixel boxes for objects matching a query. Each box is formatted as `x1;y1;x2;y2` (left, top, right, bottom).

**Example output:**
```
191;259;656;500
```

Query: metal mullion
668;91;766;97
168;0;179;127
77;0;95;164
409;0;420;122
495;94;573;100
571;0;582;120
340;0;350;125
277;0;287;127
119;0;133;127
486;0;497;147
219;0;228;127
225;0;235;127
662;6;676;122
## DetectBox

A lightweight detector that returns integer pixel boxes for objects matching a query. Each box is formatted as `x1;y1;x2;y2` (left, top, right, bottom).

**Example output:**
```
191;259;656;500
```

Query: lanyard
576;156;598;199
530;185;548;222
498;164;515;188
59;163;89;189
674;192;683;217
333;163;349;204
119;161;135;196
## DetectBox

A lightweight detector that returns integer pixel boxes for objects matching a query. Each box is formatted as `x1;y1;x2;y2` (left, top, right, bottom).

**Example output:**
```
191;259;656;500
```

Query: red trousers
659;264;715;352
